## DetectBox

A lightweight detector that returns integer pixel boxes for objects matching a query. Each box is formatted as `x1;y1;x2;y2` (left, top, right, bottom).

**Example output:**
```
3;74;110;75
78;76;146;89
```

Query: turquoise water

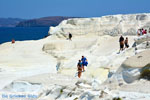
0;27;49;44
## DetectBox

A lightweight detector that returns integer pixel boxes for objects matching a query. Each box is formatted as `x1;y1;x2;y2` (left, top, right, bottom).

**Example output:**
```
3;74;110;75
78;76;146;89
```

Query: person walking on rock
119;35;124;52
68;33;72;41
125;37;129;48
77;60;82;78
81;56;88;72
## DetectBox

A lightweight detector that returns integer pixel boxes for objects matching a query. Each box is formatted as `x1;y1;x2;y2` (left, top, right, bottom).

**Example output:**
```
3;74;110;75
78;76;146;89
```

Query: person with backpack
81;56;88;72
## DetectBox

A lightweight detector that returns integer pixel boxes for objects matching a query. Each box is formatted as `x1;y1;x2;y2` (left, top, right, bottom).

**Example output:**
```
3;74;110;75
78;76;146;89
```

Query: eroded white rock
49;14;150;37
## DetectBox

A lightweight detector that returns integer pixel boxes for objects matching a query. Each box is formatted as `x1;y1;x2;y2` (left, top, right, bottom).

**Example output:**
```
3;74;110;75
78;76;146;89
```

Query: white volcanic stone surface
135;34;150;45
49;13;150;37
116;49;150;83
122;50;150;68
122;68;141;83
1;13;150;100
0;37;57;90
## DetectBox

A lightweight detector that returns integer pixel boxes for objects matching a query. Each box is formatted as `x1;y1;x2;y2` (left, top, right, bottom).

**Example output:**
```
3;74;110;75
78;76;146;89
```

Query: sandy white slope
0;37;57;90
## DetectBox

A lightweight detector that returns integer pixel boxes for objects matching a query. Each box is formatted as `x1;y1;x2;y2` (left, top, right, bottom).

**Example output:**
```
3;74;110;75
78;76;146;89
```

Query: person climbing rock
119;35;124;52
77;60;82;78
125;37;129;48
69;33;72;41
81;56;88;72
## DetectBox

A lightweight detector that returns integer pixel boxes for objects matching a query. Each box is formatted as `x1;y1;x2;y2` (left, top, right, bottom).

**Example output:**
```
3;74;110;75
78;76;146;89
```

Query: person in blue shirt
81;56;88;71
77;60;82;78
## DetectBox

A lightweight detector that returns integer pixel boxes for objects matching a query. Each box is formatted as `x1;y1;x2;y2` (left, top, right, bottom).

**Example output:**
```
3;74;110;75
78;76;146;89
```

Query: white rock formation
49;13;150;37
134;34;150;45
0;37;57;90
122;68;141;83
117;50;150;83
122;50;150;68
1;13;150;100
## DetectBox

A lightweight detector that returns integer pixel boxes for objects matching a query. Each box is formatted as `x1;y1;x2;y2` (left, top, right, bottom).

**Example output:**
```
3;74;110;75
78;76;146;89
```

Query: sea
0;27;50;44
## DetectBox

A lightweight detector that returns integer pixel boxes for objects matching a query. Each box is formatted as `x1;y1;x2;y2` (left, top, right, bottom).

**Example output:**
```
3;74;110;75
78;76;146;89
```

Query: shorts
120;44;124;48
125;43;129;48
78;67;82;71
120;41;124;49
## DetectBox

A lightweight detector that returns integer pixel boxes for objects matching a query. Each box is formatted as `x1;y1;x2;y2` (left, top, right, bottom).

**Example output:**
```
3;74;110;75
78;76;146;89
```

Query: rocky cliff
49;13;150;37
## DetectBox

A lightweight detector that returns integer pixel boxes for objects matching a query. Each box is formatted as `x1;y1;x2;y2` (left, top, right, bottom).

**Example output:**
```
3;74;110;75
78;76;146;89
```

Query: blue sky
0;0;150;19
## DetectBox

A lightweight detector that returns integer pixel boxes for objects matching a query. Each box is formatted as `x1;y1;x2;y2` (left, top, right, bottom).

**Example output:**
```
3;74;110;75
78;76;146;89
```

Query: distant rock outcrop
49;13;150;37
16;16;75;27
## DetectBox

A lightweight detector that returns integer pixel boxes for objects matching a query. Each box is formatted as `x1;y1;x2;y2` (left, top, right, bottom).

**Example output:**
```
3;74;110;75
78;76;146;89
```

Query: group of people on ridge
77;56;88;78
119;35;129;52
137;28;150;36
67;33;130;78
